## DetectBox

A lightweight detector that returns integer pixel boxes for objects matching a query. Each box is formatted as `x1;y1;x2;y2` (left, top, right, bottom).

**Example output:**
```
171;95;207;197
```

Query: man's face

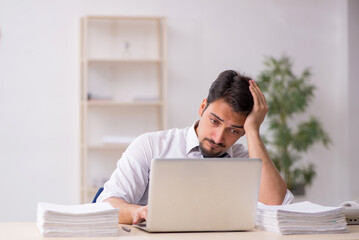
195;98;247;157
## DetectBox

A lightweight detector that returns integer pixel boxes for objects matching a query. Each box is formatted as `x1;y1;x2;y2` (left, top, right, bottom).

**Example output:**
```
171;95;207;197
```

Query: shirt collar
185;121;201;155
185;120;234;158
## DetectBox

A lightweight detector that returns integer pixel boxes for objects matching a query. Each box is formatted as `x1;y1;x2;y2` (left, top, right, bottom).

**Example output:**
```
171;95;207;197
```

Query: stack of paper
37;202;119;237
256;201;348;234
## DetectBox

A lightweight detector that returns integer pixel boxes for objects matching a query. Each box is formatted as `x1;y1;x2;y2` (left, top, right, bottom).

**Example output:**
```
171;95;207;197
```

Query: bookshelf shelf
80;16;167;203
86;58;163;63
84;100;163;107
84;145;130;150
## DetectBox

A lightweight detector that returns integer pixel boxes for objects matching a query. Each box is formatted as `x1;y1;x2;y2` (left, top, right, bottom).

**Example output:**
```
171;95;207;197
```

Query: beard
198;138;226;158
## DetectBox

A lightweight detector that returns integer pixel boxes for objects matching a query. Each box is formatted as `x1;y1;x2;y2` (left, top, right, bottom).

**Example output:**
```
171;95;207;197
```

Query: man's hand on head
244;80;268;133
132;205;148;225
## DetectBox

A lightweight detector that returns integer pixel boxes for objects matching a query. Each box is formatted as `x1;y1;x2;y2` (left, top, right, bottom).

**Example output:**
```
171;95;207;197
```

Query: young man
97;70;293;224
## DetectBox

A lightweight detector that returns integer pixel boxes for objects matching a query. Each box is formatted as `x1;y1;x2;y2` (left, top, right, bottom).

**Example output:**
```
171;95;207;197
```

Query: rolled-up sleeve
281;189;294;204
96;133;153;204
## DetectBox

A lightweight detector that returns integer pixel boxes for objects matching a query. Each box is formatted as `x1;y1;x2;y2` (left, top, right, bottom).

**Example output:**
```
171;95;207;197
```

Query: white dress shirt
97;121;294;205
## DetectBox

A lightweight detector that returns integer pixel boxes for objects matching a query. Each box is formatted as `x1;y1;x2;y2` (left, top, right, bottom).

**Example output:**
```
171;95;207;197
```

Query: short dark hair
206;70;254;115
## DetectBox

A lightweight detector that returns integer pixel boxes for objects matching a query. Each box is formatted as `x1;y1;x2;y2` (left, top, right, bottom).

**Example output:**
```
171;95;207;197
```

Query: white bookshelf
80;16;167;203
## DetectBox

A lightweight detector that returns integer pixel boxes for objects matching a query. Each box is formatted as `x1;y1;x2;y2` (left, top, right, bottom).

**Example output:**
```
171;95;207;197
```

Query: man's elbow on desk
259;188;293;206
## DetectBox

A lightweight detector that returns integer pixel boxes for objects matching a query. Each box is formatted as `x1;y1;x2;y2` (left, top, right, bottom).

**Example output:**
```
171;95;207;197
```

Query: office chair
92;187;104;203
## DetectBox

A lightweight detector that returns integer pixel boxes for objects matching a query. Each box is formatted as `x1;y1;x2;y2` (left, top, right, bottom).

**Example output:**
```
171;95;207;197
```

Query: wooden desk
0;223;358;240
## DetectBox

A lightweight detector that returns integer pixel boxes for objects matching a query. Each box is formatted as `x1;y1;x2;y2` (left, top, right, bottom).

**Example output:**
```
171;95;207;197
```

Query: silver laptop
135;158;262;232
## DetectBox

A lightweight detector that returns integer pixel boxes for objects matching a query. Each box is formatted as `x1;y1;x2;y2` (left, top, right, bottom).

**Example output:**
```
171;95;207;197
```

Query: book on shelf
133;96;160;102
101;135;136;145
87;93;112;101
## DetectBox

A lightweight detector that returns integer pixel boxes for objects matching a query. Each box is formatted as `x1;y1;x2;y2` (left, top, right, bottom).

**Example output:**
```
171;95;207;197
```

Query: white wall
348;0;359;200
0;0;357;221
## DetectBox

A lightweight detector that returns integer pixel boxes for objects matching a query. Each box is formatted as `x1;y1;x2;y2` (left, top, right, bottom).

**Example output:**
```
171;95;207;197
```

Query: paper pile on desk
256;201;348;234
37;202;119;237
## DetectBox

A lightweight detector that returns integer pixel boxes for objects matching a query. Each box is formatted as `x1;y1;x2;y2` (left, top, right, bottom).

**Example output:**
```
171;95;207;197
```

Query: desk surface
0;223;358;240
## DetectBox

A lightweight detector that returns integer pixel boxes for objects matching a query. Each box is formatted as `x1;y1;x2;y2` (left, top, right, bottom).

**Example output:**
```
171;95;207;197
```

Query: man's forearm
246;131;287;205
104;197;141;224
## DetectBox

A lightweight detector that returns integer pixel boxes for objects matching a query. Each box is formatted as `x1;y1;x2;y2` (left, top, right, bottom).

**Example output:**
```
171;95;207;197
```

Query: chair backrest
92;187;104;203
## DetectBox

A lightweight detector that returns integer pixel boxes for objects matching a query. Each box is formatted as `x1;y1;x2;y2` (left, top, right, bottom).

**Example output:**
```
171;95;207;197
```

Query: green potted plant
257;55;331;195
